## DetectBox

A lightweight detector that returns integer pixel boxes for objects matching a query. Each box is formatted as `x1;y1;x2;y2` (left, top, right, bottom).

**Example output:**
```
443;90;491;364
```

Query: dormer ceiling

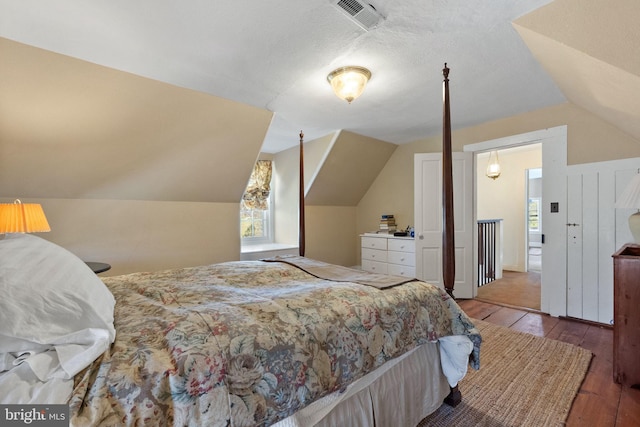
1;0;638;153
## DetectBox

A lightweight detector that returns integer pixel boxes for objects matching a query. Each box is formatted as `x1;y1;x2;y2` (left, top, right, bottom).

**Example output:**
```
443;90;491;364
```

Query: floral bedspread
70;259;480;427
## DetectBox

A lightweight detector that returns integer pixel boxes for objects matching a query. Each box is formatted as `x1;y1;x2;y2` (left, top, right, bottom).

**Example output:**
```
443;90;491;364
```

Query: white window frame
528;197;541;232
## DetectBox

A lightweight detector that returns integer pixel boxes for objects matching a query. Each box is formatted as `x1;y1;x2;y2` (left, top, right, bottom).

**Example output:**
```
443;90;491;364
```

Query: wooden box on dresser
360;233;415;277
612;243;640;388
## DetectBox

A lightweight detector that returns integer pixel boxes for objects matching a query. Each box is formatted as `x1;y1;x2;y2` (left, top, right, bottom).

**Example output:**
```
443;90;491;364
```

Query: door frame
463;125;568;316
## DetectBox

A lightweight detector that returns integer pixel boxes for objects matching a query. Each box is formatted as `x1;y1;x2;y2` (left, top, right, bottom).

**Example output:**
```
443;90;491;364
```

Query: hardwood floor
457;299;640;427
476;270;541;310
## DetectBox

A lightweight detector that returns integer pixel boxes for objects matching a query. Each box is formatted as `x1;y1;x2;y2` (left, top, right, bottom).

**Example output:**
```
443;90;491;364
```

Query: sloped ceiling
305;131;397;206
514;0;640;142
0;39;271;202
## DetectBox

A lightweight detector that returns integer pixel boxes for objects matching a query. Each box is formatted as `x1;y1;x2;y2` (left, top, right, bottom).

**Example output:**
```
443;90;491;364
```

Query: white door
414;152;474;298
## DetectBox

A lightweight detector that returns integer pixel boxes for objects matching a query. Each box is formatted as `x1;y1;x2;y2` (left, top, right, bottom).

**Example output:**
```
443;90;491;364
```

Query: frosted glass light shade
327;66;371;104
486;151;501;180
616;173;640;244
0;199;51;233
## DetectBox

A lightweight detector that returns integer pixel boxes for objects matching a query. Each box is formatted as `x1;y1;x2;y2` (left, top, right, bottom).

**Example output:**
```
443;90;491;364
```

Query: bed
0;65;479;426
0;234;480;426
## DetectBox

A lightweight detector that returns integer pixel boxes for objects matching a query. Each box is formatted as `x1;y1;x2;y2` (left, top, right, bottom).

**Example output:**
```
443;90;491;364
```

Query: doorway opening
464;125;568;316
526;168;542;273
475;144;542;310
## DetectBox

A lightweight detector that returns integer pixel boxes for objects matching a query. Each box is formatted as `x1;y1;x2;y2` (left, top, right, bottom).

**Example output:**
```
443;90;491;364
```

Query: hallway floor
476;270;541;310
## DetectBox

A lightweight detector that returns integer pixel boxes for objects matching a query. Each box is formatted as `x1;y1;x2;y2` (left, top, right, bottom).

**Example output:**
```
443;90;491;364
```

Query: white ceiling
3;0;637;155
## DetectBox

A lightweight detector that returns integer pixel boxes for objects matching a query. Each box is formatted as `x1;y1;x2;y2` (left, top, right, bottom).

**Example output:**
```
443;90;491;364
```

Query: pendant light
486;150;501;180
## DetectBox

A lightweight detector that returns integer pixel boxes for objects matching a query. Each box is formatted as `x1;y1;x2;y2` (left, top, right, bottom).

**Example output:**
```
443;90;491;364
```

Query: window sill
240;243;298;261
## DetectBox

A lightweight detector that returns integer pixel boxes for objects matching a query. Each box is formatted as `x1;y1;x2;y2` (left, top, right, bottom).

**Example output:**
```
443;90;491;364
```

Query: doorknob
418;234;424;240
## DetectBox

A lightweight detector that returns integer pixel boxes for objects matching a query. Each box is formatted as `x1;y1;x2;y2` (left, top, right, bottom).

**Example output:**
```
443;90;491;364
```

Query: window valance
242;160;272;210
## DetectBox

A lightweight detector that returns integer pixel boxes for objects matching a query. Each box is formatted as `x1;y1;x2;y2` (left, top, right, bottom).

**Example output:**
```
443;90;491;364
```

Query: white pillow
0;234;115;378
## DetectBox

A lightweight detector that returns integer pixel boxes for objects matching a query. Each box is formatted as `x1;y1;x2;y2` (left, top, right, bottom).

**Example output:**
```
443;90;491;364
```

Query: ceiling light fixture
327;66;371;104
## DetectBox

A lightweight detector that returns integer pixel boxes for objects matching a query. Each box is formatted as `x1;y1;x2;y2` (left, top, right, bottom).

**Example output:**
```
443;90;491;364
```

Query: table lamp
0;199;51;236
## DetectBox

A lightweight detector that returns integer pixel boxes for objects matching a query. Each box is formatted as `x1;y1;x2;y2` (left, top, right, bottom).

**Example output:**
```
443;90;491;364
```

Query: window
240;199;272;241
240;160;273;244
528;197;541;232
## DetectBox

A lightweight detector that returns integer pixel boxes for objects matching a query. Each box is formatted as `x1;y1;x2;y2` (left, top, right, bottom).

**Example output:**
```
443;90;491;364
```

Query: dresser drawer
387;251;415;267
362;248;388;263
388;264;416;278
361;236;387;250
388;238;415;253
362;259;388;274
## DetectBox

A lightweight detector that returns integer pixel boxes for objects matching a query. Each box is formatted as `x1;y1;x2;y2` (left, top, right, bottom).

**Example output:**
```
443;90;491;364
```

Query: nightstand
85;262;111;274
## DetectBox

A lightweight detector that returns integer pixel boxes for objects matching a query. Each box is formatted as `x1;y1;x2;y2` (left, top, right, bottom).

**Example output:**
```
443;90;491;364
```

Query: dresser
612;244;640;387
361;233;415;277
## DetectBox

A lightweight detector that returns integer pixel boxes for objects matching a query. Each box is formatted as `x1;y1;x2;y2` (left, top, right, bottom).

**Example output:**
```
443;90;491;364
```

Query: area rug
418;319;592;426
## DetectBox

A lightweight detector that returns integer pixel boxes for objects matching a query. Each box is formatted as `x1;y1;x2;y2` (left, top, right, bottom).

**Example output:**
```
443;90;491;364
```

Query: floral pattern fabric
70;260;481;427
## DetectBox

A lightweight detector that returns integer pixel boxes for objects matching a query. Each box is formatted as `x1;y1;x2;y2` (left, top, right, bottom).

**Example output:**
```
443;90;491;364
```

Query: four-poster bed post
292;65;463;408
299;130;305;257
441;63;462;406
441;63;456;299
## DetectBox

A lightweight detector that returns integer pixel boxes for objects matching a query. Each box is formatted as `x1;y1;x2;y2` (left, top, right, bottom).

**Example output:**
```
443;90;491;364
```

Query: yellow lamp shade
0;199;51;233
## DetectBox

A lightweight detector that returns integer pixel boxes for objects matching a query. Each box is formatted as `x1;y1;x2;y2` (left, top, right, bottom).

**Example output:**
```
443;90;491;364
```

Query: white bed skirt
274;341;451;427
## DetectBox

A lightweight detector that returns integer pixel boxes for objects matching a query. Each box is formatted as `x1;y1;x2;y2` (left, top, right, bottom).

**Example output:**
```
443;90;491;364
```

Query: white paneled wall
566;157;640;324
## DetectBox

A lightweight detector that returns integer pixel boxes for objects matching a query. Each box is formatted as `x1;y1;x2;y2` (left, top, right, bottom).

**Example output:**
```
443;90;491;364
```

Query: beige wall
305;205;358;267
4;198;240;276
476;145;542;271
356;103;640;262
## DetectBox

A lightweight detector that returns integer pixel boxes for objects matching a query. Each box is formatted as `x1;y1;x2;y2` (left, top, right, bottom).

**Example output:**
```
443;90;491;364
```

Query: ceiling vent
332;0;383;31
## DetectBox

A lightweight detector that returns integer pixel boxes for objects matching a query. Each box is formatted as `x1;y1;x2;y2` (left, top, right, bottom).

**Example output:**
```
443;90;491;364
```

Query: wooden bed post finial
299;131;305;257
442;62;455;299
